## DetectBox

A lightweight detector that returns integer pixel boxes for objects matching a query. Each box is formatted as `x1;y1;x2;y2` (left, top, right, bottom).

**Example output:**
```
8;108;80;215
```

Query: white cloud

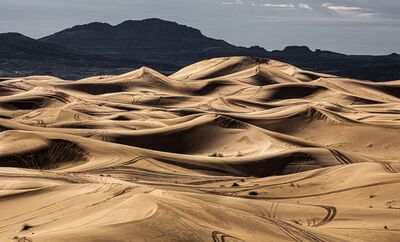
298;3;312;11
322;3;362;12
261;3;296;9
322;3;377;17
260;3;313;11
222;0;243;5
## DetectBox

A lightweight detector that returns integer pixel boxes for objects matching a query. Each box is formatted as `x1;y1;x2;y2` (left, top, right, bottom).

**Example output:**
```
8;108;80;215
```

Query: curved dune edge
1;56;400;241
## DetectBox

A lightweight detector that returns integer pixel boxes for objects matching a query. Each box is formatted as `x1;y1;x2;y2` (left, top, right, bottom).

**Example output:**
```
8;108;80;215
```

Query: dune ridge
1;56;400;241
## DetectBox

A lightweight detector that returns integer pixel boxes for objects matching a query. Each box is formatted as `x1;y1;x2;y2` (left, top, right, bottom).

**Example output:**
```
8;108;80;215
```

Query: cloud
261;3;296;9
298;3;312;11
260;2;312;11
222;0;243;5
322;3;377;17
322;3;362;12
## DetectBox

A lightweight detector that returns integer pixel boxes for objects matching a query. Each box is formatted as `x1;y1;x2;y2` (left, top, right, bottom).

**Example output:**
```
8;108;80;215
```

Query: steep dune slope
1;56;400;241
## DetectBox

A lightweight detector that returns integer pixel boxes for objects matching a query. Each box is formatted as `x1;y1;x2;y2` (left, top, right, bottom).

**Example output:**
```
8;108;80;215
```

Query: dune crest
1;56;400;241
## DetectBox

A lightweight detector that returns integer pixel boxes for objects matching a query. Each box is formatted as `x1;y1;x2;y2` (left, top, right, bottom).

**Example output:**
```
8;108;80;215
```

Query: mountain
1;19;399;81
39;18;269;66
272;46;314;56
269;48;400;82
38;19;400;81
40;19;233;54
0;32;99;60
0;32;173;79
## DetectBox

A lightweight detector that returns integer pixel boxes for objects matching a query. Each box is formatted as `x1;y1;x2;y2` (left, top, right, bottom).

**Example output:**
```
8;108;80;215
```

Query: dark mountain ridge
42;18;233;63
39;18;268;66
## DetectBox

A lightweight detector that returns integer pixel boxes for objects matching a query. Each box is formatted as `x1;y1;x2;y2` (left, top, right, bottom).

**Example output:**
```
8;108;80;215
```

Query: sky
0;0;399;55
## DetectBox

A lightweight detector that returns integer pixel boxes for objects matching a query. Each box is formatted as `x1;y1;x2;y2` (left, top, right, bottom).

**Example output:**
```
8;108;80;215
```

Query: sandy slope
1;56;400;242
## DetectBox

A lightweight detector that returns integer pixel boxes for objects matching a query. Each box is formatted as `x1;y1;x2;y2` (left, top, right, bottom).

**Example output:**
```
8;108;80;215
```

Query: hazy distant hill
1;19;399;81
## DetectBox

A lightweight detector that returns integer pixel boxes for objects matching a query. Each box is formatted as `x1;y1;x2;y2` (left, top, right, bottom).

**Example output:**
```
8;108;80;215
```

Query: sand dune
1;56;400;241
